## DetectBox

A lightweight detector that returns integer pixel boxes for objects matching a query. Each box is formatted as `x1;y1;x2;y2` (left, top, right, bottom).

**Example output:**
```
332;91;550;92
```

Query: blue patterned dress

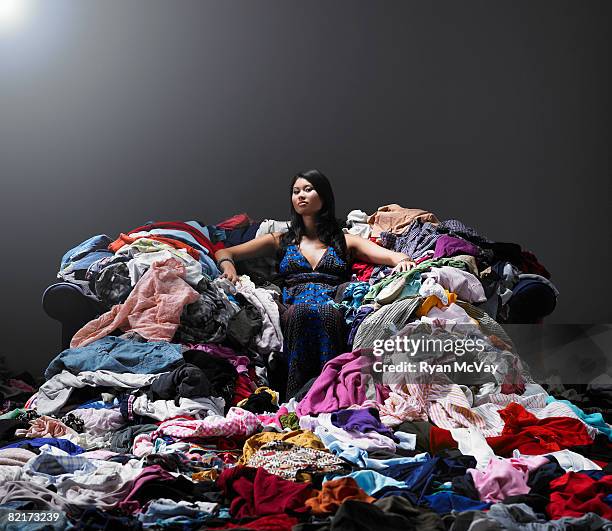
278;244;349;397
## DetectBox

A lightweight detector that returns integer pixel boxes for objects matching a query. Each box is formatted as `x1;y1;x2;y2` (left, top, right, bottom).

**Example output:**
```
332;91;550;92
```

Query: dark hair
279;169;349;263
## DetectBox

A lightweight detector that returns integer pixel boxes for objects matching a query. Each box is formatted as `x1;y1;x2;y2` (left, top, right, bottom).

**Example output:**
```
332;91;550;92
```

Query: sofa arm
42;282;105;350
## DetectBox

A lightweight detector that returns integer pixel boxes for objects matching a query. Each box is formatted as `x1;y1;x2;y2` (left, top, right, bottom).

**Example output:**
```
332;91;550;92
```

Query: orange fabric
108;233;200;260
416;291;458;317
305;477;375;515
367;204;439;237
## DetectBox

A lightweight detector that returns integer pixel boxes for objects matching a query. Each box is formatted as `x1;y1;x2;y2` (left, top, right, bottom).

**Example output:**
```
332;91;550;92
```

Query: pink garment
80;449;120;460
184;343;250;375
14;416;75;438
71;258;200;348
153;407;260;439
295;350;385;417
468;456;547;503
117;465;176;513
0;448;37;466
71;408;126;436
367;204;439;238
362;389;429;427
257;406;289;428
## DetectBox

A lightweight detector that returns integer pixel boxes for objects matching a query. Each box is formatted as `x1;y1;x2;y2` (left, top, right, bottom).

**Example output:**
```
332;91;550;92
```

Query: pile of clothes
0;206;610;530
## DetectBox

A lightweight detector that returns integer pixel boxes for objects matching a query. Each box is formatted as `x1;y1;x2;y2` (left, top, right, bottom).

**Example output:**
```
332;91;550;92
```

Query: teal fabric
546;395;612;440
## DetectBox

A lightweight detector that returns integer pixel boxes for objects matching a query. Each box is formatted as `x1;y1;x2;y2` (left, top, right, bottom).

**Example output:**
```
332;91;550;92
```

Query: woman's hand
220;263;239;284
391;259;415;273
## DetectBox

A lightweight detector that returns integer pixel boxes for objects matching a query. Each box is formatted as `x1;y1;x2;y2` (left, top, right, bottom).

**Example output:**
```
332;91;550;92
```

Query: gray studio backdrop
0;1;609;376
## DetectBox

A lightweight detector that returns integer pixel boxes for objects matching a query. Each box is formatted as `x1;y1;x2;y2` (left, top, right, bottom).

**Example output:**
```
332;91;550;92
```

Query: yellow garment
416;291;457;317
236;386;279;407
192;469;218;482
239;429;325;464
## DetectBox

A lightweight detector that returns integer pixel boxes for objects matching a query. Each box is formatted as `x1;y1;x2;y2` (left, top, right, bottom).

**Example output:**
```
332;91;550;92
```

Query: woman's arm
215;232;281;283
345;234;415;273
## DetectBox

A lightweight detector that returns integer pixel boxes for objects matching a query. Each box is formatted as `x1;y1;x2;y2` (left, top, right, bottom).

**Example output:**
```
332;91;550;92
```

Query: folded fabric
216;465;313;518
306;477;376;514
36;370;161;416
71;258;200;348
45;337;183;380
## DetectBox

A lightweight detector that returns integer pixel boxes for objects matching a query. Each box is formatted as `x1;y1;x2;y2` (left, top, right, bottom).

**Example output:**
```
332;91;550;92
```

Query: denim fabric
60;235;112;271
59;251;114;277
44;336;183;380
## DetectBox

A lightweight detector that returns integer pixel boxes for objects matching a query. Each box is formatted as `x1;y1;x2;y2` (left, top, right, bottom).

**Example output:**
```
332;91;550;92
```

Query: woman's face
292;177;323;216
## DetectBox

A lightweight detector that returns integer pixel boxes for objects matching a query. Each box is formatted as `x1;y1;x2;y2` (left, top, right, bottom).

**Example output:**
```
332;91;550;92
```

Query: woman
215;169;414;398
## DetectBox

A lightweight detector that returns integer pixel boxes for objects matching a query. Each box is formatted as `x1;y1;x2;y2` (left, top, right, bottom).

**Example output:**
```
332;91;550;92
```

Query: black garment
61;413;85;433
146;363;211;404
329;497;444;531
182;350;237;404
395;420;433;453
569;433;612;463
174;277;235;344
68;508;142;530
94;260;132;308
526;459;565;497
143;453;184;472
226;294;263;351
502;494;549;515
451;474;480;501
110;424;157;454
238;391;278;414
0;419;30;446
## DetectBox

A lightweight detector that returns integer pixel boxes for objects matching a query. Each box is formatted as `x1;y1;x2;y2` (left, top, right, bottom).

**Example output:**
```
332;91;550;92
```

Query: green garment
279;412;300;430
363;258;469;304
0;408;25;420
